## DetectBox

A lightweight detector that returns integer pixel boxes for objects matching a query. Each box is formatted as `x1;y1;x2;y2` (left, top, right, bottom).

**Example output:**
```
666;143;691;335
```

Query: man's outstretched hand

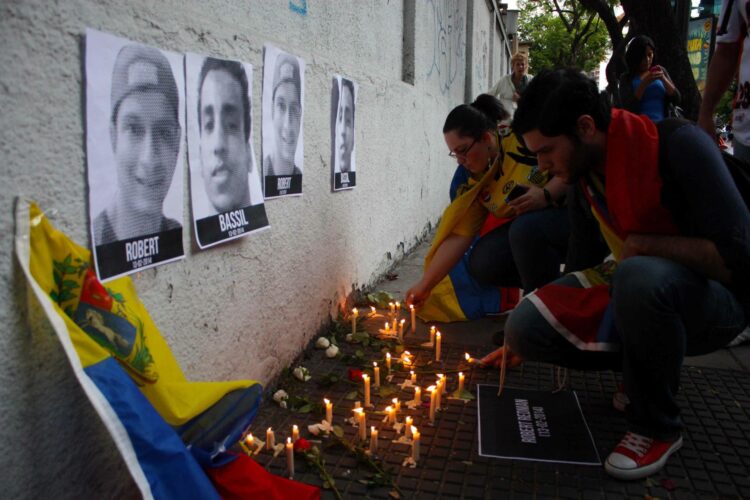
479;346;524;369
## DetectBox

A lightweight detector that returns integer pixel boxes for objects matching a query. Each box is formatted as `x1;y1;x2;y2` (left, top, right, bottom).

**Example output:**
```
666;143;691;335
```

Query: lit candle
386;352;392;372
324;398;333;424
292;424;299;442
363;373;371;407
354;401;361;409
410;304;416;334
351;308;358;334
286;437;294;478
411;426;420;462
430;325;436;345
358;409;367;440
438;373;447;394
370;426;378;453
370;306;377;316
405;416;413;439
435;376;443;410
413;386;422;406
458;372;465;393
392;397;401;415
428;385;437;423
410;370;417;383
399;319;405;342
266;427;275;450
435;331;442;361
245;433;254;448
403;351;412;368
384;321;390;334
389;302;395;315
385;405;395;424
465;352;475;365
373;362;381;388
396;301;401;315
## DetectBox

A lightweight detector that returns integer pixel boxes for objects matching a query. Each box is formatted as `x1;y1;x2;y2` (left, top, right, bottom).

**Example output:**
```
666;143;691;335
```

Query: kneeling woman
406;94;569;312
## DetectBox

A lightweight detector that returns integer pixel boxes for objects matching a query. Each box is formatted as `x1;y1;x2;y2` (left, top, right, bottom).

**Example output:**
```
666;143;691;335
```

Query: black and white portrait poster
85;28;185;282
185;53;269;249
477;385;600;465
331;75;357;191
261;45;305;199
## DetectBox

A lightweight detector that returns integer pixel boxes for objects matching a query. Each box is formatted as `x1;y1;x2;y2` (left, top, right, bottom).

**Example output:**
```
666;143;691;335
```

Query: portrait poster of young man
331;75;357;191
261;44;305;199
185;53;269;249
85;29;185;281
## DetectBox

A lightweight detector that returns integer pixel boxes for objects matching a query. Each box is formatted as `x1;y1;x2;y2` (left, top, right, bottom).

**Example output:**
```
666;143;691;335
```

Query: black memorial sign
477;385;600;465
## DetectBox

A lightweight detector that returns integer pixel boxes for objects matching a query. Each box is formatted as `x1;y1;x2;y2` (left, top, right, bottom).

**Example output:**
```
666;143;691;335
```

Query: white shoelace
618;432;652;456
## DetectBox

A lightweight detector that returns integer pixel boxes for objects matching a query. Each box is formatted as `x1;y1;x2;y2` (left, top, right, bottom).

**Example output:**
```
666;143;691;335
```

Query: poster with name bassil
477;385;600;465
185;52;269;249
85;29;186;282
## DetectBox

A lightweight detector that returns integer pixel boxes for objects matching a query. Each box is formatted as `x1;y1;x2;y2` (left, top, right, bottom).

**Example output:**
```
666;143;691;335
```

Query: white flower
316;337;331;349
293;366;311;382
273;389;289;408
308;420;332;436
325;344;340;358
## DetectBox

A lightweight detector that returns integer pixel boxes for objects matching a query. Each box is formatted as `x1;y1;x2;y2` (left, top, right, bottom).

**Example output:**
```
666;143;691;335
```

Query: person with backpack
481;69;750;480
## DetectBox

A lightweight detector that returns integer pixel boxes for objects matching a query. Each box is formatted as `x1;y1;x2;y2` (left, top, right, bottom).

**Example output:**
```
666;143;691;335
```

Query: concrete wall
0;0;510;496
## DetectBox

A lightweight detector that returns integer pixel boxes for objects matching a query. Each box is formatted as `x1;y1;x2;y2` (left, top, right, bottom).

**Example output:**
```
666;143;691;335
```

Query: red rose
348;368;363;382
294;437;312;453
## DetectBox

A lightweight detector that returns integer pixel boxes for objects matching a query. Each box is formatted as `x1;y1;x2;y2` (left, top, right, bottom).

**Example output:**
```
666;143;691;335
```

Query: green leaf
53;269;63;288
49;291;59;303
59;290;74;301
62;280;79;290
297;404;313;414
376;385;398;398
344;390;359;400
110;291;125;303
332;425;344;438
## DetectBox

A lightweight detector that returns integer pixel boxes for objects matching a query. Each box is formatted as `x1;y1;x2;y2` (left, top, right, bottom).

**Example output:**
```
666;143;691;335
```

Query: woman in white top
490;52;532;125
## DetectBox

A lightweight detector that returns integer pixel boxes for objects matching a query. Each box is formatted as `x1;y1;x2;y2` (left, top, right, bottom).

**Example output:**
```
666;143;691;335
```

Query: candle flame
287;437;291;444
409;304;414;310
406;416;413;424
459;372;464;377
386;352;391;359
245;433;253;443
324;398;330;405
436;331;441;339
427;385;436;392
437;373;444;379
267;427;272;432
352;307;358;315
430;326;436;333
371;426;376;432
362;373;369;380
400;319;405;325
353;407;363;414
392;398;398;404
370;306;376;313
411;425;417;434
293;424;298;431
410;370;414;375
385;406;392;411
373;361;378;367
465;352;470;360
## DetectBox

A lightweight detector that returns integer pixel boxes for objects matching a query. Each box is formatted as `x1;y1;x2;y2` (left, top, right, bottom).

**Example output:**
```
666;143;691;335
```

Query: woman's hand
479;346;524;369
405;280;432;309
507;185;547;215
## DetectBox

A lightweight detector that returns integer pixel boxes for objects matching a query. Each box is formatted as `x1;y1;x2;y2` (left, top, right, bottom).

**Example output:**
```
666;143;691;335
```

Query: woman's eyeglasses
448;138;478;158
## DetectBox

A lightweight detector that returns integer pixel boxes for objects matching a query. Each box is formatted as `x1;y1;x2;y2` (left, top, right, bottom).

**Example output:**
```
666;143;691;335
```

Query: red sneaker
604;432;682;480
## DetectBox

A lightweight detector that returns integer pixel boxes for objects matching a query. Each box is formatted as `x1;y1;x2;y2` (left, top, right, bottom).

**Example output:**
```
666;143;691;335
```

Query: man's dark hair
442;93;509;138
624;35;656;77
340;78;356;128
513;68;611;138
197;57;251;142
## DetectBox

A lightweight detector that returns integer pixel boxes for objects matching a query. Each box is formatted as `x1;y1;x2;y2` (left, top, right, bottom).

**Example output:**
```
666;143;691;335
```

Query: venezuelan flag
15;200;263;499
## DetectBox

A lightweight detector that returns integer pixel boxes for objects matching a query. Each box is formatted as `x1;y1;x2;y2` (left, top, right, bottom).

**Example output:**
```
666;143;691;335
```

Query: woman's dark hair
442;94;509;138
624;35;656;76
514;68;611;138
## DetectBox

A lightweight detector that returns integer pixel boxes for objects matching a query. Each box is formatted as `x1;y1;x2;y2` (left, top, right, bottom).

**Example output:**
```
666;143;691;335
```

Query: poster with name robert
185;53;270;249
85;29;185;282
477;385;600;465
261;45;305;198
331;75;357;191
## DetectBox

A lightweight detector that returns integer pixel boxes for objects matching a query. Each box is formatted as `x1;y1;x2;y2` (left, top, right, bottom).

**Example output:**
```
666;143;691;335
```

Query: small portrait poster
331;75;357;191
261;44;305;199
185;53;270;249
85;28;185;282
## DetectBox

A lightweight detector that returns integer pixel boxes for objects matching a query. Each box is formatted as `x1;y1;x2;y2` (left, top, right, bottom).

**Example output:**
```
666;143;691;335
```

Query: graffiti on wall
425;0;466;94
289;0;307;16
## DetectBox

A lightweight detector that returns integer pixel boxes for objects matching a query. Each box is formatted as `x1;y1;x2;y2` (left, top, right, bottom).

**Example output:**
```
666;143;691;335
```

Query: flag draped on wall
14;200;269;498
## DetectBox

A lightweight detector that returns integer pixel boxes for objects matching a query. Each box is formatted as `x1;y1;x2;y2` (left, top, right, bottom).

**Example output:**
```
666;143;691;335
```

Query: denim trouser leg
612;256;746;440
505;274;622;371
468;207;569;294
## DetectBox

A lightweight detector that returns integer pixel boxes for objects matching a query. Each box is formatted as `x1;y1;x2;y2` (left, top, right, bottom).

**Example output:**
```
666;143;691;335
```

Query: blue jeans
506;256;746;440
468;207;569;294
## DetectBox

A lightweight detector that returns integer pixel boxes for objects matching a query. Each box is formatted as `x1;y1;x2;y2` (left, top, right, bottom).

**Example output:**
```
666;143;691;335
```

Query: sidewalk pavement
247;238;750;498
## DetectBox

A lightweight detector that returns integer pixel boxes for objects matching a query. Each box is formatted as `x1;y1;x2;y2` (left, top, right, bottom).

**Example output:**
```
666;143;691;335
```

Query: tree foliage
518;0;611;73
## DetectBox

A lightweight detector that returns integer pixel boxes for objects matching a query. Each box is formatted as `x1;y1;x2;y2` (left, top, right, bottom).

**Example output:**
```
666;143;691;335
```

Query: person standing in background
489;52;532;126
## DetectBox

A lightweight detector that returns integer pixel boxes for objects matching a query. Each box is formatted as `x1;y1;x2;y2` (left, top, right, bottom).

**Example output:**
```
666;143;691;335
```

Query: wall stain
475;29;488;85
425;0;466;95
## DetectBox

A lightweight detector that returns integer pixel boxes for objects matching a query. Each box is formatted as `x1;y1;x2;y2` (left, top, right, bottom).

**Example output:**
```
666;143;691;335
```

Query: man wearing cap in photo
94;43;182;246
263;53;302;177
197;57;253;215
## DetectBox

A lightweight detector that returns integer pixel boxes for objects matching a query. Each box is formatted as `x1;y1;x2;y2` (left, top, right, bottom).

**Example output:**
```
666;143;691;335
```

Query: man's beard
566;135;605;184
